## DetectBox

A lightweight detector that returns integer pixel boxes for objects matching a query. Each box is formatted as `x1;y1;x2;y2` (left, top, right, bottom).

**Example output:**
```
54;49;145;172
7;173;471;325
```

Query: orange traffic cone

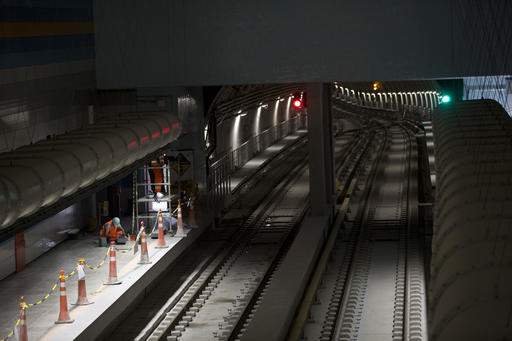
104;241;122;285
138;220;146;244
155;210;168;249
188;198;197;227
175;201;186;237
17;297;28;341
73;259;93;305
55;270;74;324
138;229;151;264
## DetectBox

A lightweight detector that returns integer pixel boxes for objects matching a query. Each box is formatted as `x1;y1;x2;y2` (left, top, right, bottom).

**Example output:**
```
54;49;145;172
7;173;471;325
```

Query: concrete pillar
136;86;206;190
307;83;335;219
14;232;25;272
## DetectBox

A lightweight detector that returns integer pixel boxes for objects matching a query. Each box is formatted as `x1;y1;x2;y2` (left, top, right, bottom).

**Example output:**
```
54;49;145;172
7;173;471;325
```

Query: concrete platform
0;131;305;341
0;228;200;341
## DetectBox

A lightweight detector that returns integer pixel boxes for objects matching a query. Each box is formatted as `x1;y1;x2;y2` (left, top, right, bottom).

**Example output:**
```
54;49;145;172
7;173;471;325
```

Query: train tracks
146;159;310;341
129;118;427;341
131;122;372;341
297;123;427;341
111;137;310;340
127;136;314;341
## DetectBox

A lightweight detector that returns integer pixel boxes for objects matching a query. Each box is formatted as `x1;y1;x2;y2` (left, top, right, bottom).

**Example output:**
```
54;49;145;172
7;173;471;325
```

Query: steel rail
135;140;310;340
149;158;309;340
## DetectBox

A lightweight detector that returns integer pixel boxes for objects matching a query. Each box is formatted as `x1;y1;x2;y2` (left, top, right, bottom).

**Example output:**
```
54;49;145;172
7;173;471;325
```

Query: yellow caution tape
85;249;109;270
27;281;59;308
0;251;121;340
26;265;77;308
0;263;78;339
0;332;12;341
0;318;20;341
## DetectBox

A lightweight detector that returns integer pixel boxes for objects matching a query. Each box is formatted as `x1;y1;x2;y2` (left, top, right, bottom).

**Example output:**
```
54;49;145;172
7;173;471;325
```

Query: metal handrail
211;116;300;169
334;92;433;122
206;114;306;217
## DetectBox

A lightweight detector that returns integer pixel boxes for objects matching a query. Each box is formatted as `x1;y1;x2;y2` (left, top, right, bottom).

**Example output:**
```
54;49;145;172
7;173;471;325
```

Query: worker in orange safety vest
99;217;127;245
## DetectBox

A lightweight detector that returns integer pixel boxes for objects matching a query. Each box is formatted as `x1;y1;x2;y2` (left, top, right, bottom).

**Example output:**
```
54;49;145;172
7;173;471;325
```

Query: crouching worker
99;217;127;246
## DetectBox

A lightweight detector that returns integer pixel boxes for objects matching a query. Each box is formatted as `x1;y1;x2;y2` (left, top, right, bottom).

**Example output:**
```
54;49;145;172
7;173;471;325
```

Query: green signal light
440;95;451;104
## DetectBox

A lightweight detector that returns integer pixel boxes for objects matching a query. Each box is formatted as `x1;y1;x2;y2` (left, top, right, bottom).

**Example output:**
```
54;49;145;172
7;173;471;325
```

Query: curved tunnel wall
429;99;512;340
334;83;439;111
0;111;180;232
215;96;298;158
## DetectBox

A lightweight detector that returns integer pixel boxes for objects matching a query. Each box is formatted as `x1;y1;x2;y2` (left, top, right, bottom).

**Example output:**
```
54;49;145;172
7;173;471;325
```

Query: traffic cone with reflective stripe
175;201;186;237
74;259;93;305
17;297;28;341
55;270;74;324
155;210;168;248
138;229;151;264
104;241;122;285
138;221;145;245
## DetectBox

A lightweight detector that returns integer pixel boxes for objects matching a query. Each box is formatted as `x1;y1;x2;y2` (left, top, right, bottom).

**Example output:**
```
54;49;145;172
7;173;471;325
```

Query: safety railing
333;92;433;122
207;115;307;216
207;158;231;217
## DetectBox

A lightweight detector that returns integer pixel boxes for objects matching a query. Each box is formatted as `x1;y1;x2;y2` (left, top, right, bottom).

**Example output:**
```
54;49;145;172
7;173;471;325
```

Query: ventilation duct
0;112;180;231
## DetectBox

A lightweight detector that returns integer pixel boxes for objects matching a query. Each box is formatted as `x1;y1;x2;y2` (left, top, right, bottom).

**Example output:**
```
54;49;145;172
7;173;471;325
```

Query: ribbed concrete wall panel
437;176;512;215
429;99;512;340
432;215;512;275
0;112;180;231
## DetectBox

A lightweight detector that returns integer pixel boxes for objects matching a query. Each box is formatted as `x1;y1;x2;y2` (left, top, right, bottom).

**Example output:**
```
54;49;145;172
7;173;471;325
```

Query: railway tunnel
0;1;511;341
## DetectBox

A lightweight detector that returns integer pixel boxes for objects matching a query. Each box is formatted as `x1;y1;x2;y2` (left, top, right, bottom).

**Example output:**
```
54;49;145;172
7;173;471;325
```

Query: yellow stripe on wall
0;22;94;38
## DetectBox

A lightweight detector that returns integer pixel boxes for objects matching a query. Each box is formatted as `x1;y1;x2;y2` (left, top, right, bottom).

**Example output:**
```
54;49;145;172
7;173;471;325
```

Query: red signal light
292;99;303;109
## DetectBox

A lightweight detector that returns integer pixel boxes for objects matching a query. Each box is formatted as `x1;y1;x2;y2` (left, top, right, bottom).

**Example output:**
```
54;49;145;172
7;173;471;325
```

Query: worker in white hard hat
99;217;127;246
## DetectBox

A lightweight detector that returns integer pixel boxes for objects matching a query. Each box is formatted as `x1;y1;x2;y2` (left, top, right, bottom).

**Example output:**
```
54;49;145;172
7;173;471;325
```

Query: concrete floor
0;233;185;341
0;131;303;340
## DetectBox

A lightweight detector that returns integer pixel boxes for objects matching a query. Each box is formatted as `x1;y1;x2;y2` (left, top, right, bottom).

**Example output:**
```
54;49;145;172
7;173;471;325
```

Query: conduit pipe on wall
0;112;180;231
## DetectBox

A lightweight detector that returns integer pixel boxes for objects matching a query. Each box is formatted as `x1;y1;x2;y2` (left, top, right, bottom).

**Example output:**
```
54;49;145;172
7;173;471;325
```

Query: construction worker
148;158;166;200
99;217;127;246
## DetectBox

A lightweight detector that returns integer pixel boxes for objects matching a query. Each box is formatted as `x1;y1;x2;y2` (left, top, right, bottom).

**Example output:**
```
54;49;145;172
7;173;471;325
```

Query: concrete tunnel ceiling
94;0;512;87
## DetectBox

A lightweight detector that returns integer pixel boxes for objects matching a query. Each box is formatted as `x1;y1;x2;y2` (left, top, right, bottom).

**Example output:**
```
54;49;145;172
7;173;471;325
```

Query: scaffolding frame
132;162;174;234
